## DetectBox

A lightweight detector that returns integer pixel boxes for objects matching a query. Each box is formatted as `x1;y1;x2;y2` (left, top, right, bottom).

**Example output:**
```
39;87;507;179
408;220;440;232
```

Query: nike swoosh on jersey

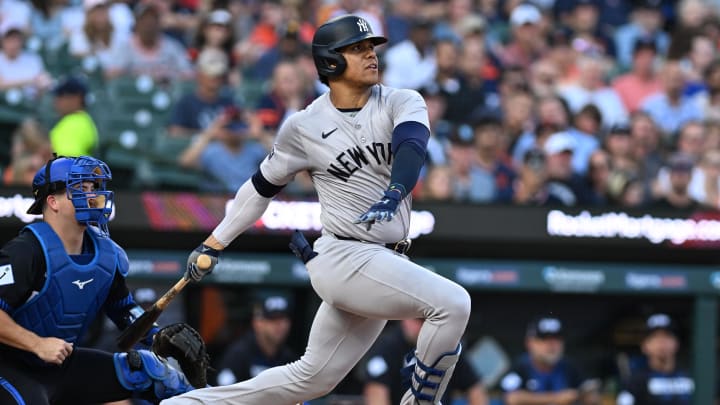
321;128;338;139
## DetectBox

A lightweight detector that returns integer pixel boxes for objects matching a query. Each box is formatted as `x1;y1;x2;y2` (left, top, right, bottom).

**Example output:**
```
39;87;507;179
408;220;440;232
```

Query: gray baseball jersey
162;84;470;405
260;84;429;243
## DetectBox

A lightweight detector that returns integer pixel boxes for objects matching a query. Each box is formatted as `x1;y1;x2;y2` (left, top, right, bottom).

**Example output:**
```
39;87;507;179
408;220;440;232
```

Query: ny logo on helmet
357;18;369;33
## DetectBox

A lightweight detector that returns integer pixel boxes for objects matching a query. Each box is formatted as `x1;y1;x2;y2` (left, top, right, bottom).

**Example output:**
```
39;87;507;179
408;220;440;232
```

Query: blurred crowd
2;0;720;210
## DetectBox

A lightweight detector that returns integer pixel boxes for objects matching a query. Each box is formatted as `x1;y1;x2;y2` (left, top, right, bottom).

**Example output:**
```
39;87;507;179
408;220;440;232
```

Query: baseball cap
1;23;25;37
645;313;677;336
510;4;542;27
448;123;475;146
457;14;487;36
208;9;232;26
53;76;88;97
526;316;563;338
27;157;75;215
667;152;694;172
543;131;576;155
254;295;291;319
197;48;229;77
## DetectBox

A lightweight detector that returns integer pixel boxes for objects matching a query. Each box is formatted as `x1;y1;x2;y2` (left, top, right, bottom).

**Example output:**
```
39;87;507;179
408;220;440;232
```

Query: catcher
0;156;209;404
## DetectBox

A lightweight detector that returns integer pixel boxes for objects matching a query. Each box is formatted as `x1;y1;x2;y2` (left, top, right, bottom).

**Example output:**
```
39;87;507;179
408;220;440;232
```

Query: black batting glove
184;244;220;282
354;185;404;231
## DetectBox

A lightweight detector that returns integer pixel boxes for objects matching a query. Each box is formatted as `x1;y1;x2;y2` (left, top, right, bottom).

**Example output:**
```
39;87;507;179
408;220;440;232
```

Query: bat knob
196;254;212;270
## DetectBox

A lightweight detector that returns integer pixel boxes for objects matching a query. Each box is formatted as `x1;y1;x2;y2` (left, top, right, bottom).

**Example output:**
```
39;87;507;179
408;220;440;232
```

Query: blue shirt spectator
199;139;268;193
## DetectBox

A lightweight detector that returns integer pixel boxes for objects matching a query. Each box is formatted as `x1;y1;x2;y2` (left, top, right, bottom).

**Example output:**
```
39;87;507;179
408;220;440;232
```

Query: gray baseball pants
161;234;471;404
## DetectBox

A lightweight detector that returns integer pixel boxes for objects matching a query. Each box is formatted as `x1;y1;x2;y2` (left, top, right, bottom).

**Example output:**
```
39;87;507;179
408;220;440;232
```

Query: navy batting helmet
312;15;387;83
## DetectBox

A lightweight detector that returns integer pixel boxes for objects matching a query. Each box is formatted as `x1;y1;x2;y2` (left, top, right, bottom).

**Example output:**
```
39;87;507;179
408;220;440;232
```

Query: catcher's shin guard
400;344;462;405
113;350;193;400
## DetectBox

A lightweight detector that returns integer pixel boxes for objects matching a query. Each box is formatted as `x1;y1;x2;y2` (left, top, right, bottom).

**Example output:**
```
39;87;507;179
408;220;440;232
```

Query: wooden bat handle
155;254;212;310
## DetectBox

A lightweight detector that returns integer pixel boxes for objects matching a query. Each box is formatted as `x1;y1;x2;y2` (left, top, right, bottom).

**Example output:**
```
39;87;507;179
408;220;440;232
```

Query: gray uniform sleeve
259;115;310;185
389;89;430;130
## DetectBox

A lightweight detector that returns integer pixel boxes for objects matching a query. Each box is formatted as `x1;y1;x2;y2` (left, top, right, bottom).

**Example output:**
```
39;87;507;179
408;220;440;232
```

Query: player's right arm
186;114;309;280
0;235;74;364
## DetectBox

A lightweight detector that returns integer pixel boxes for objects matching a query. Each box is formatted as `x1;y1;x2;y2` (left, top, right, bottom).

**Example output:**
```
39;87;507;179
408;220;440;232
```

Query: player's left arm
356;90;430;227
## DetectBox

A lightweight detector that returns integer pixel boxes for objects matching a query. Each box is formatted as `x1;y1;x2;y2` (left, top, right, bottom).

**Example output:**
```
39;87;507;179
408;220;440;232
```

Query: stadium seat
0;89;35;124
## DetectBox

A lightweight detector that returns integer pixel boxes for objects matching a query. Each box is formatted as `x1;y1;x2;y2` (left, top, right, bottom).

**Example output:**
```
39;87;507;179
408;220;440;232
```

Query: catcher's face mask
28;156;114;236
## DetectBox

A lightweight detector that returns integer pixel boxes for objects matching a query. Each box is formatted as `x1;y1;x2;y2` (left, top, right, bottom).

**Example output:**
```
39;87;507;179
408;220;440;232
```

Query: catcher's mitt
152;323;210;388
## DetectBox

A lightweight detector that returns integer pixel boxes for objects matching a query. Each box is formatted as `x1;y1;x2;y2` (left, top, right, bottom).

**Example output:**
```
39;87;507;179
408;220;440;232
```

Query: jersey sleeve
258;114;309;186
0;233;44;312
388;88;430;129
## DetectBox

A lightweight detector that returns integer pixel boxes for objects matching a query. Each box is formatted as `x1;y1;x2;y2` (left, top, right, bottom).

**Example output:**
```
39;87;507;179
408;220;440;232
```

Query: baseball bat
116;254;212;351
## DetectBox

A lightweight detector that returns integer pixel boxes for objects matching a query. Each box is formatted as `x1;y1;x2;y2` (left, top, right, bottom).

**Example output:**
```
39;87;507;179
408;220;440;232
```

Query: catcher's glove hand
152;323;210;388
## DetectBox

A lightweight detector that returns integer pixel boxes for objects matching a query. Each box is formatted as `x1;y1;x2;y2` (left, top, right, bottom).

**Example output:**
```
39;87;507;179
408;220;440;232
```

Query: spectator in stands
500;315;601;405
421;165;453;201
0;24;52;97
512;148;556;205
383;18;436;90
651;152;699;210
256;59;315;132
419;87;451;166
693;59;720;122
382;0;422;46
529;57;561;98
612;37;662;113
167;48;239;137
500;89;534;154
246;20;308;82
688;149;720;209
189;9;238;86
104;3;193;81
629;112;664;194
49;75;98;157
641;60;703;139
513;121;564;172
557;55;628;129
679;33;716;97
3;119;51;186
445;123;478;201
176;92;266;193
604;124;636;173
543;131;593;205
616;313;694;405
559;0;615;58
444;37;498;125
0;0;31;35
614;0;669;71
362;318;488;405
607;170;646;207
470;113;516;203
586;149;612;205
69;0;132;71
28;0;79;51
498;3;547;71
566;104;602;175
214;293;296;386
150;0;200;47
429;37;461;99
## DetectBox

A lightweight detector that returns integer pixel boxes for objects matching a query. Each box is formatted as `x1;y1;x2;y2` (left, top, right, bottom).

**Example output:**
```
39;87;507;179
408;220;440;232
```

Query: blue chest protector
12;222;120;345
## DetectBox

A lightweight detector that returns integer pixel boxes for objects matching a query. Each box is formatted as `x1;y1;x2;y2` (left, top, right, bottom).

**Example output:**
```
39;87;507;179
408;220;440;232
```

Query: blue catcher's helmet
27;156;114;235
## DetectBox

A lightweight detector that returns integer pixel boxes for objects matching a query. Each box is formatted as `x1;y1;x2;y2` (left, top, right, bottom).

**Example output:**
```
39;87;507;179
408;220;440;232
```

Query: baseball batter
163;14;471;405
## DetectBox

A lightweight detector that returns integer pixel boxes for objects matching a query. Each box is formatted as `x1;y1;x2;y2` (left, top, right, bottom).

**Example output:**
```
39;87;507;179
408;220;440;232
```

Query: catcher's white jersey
259;84;429;243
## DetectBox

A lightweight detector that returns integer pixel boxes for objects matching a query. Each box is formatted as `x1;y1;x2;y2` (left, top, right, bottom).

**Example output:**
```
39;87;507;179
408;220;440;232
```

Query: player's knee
445;285;471;323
